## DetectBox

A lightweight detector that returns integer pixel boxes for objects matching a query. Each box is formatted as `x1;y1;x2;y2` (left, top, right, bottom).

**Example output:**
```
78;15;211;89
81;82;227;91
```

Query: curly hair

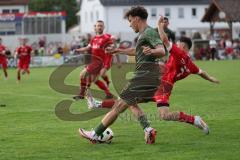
124;6;148;20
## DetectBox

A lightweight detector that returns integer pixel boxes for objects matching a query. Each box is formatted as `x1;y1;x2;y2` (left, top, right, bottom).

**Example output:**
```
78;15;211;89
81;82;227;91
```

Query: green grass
0;60;240;160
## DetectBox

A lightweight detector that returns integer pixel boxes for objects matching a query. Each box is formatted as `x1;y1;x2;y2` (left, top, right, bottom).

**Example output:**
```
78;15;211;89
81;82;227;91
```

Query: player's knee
159;113;169;121
112;100;127;114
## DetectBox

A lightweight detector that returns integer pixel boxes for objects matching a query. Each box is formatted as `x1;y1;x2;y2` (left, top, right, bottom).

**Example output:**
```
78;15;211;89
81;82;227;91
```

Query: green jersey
135;26;163;72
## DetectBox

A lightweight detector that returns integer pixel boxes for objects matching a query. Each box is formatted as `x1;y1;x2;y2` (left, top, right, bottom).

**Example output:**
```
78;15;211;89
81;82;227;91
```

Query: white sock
144;127;153;133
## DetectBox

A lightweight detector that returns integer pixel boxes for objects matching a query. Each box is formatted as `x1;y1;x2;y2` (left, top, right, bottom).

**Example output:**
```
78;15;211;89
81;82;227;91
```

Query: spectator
163;17;176;43
209;37;217;60
225;39;233;60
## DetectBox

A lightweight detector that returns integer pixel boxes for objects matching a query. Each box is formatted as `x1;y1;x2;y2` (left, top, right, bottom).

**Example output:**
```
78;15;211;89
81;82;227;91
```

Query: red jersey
0;44;6;60
163;44;200;83
16;45;32;60
88;34;113;60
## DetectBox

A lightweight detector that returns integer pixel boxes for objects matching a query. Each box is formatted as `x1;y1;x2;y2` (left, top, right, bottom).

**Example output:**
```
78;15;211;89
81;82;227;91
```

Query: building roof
0;0;29;6
100;0;210;6
202;0;240;22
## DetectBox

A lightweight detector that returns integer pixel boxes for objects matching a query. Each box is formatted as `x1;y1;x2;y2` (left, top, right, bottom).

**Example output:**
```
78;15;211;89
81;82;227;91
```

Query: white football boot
79;128;99;144
194;116;209;135
86;90;101;109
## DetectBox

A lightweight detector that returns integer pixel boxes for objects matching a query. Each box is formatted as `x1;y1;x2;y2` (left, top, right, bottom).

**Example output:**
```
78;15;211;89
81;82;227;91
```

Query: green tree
29;0;78;31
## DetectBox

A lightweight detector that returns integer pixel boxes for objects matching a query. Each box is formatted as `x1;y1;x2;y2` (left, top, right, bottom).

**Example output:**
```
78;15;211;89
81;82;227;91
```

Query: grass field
0;60;240;160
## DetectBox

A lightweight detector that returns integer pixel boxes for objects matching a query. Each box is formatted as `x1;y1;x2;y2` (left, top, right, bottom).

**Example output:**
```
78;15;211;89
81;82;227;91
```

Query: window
23;16;62;34
85;12;88;23
151;8;157;18
12;9;19;14
164;8;171;17
96;11;99;20
178;8;184;18
192;8;197;17
2;9;10;14
90;11;94;22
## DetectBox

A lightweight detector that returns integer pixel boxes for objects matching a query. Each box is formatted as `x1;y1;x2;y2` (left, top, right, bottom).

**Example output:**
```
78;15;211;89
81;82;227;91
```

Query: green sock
138;115;150;130
94;123;107;136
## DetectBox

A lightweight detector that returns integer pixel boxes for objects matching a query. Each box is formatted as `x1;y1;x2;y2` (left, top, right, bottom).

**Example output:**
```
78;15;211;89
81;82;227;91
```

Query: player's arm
75;45;91;53
0;50;5;55
198;69;220;84
142;44;165;57
117;47;136;56
0;46;6;55
107;47;136;56
157;16;170;48
14;49;19;59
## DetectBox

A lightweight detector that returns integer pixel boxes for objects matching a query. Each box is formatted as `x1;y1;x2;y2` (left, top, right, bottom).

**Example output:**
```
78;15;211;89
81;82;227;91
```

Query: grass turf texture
0;60;239;160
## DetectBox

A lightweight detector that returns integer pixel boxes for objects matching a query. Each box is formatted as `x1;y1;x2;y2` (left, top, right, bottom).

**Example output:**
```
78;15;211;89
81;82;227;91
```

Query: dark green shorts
119;69;160;105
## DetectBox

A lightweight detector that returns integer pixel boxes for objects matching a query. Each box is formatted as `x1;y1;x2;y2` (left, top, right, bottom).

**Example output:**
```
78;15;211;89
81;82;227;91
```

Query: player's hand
142;46;152;55
158;16;165;29
105;44;117;54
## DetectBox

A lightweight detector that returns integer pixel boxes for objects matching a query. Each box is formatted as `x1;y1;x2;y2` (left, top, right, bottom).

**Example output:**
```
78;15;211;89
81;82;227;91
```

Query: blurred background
0;0;239;67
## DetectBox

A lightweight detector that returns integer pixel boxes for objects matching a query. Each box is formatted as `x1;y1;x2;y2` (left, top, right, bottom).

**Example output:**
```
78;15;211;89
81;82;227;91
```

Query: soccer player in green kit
79;6;166;144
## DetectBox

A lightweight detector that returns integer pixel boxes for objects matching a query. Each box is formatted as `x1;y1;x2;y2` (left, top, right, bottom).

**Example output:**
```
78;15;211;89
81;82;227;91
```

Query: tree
29;0;78;31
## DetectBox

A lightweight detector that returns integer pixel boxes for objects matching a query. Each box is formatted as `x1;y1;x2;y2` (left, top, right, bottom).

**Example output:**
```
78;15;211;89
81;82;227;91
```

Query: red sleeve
16;47;20;54
187;60;199;74
102;35;113;49
88;37;95;48
28;46;33;53
2;45;6;51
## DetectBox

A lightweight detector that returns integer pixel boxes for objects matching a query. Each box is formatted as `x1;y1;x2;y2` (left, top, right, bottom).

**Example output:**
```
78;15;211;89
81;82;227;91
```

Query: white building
0;0;29;14
0;0;72;52
79;0;234;40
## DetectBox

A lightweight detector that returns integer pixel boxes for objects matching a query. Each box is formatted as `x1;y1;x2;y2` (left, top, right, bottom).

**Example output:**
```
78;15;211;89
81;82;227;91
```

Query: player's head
177;37;192;52
19;36;28;45
95;20;105;35
0;37;2;44
163;17;169;29
124;6;148;33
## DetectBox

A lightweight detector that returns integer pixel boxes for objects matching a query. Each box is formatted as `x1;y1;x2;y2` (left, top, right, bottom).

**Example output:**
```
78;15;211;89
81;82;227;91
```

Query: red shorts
153;78;174;107
0;58;7;69
86;58;103;75
18;58;30;70
103;54;113;70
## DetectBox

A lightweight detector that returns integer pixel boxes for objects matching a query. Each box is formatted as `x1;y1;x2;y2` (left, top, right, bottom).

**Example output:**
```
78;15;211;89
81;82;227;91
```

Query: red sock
80;77;87;96
27;69;30;75
102;75;110;85
17;71;21;81
3;68;8;78
179;112;195;124
95;80;112;96
101;99;115;108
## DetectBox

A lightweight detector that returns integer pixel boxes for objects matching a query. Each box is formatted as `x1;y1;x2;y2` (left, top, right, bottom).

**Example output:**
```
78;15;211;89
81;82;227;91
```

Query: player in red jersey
14;37;33;82
0;38;8;79
99;34;122;87
73;20;114;100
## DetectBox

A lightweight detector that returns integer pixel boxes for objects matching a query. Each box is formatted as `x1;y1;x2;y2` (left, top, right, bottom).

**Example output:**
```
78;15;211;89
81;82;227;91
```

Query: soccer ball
98;128;114;144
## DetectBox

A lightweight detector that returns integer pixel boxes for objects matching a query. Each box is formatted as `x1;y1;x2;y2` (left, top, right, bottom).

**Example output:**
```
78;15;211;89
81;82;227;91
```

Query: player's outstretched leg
158;107;209;135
